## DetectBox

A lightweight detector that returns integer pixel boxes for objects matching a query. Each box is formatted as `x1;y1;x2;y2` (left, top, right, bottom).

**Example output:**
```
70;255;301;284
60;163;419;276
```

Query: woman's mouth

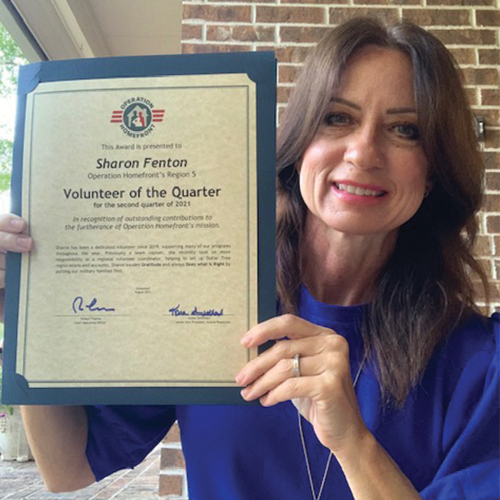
333;182;386;197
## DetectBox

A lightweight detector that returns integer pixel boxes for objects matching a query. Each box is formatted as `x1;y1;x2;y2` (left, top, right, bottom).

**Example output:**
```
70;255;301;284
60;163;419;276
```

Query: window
0;23;27;212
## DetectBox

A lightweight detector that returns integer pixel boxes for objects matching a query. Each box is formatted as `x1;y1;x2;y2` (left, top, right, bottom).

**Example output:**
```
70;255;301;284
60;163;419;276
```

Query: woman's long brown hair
276;17;488;406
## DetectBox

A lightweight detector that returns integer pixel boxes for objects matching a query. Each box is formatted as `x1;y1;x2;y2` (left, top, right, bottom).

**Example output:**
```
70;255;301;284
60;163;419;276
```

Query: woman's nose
343;126;382;170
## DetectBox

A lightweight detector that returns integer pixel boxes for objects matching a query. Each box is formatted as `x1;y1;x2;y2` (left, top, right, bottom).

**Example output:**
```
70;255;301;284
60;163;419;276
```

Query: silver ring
292;353;301;378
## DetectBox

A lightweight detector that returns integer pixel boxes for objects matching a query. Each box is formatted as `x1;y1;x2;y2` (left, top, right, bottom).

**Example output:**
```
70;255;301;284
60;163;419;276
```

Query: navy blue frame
2;51;276;405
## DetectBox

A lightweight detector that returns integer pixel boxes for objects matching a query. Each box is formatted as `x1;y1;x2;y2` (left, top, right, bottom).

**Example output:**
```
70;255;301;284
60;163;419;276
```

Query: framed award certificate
2;51;276;405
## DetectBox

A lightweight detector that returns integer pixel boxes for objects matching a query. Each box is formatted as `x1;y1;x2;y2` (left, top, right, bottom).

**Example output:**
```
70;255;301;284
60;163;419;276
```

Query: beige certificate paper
16;73;259;390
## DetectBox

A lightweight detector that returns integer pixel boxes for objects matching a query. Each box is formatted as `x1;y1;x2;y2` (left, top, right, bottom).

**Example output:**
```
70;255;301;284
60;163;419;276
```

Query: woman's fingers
237;317;365;452
0;231;32;253
259;376;321;407
241;314;328;348
240;354;324;401
238;333;347;383
0;214;26;232
237;335;330;385
238;335;349;403
0;214;32;253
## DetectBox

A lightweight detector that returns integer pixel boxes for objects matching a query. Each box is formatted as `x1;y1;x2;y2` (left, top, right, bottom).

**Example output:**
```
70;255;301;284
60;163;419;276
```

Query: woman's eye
393;123;420;141
325;112;351;126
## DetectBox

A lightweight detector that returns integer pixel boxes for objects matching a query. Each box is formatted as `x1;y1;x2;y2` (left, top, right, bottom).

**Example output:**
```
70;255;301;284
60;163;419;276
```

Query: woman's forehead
332;47;416;108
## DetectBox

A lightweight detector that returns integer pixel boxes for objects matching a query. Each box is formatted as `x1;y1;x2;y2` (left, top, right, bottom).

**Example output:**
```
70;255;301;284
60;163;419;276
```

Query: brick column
159;423;188;498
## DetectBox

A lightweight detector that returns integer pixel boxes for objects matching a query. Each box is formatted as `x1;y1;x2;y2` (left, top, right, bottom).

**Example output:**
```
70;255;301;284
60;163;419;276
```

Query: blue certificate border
3;52;276;405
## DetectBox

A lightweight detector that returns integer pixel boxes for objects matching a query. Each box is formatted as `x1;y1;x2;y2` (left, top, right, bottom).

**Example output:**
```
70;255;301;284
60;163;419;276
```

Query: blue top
85;287;499;499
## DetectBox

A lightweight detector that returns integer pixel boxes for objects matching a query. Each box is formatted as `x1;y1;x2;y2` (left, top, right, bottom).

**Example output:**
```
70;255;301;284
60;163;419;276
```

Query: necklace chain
298;355;366;500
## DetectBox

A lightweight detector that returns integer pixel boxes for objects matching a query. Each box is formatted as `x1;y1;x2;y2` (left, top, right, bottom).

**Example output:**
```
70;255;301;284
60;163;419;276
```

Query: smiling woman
298;46;430;238
277;18;487;405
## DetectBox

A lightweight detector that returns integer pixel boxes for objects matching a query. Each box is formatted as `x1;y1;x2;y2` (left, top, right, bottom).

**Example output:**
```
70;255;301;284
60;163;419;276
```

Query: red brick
160;448;186;469
493;236;500;254
427;0;494;5
430;28;496;45
279;64;301;84
182;43;252;54
256;44;279;59
478;49;500;65
465;87;478;106
256;6;325;24
482;152;500;170
207;25;275;43
163;423;180;443
472;278;494;298
182;23;203;41
486;215;500;233
475;235;492;255
483;193;500;212
278;85;294;103
329;7;399;24
477;258;493;276
486;172;500;192
280;26;329;44
481;89;500;107
183;5;251;23
484;129;500;150
484;282;500;301
475;9;500;26
353;0;420;5
275;46;311;64
159;474;184;497
402;9;470;26
463;68;499;86
449;48;476;64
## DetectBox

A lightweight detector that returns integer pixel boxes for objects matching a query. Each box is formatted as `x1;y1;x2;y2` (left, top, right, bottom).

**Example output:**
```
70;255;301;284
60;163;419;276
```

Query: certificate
2;52;276;405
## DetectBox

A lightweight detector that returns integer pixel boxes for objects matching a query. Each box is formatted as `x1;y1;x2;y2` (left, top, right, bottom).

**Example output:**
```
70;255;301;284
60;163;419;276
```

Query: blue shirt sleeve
85;405;176;481
420;314;500;499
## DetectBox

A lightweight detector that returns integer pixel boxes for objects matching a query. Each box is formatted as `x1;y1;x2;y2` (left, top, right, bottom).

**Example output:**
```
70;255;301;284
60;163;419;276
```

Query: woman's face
299;45;430;238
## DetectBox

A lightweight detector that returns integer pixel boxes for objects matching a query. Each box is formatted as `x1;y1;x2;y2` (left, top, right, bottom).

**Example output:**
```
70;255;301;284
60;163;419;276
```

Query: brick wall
159;2;499;497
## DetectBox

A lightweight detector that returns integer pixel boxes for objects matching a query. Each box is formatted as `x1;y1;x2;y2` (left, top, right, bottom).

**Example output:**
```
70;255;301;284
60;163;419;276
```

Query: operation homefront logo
110;97;165;138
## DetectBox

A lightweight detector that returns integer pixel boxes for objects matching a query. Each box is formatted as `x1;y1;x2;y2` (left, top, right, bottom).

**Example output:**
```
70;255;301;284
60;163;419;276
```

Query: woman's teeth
335;183;384;197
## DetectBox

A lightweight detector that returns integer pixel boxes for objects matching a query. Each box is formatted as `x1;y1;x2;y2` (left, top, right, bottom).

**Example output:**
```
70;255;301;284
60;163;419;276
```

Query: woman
1;17;498;499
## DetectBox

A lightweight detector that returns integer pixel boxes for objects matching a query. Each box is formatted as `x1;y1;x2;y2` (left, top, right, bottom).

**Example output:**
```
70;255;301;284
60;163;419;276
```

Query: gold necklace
297;356;366;500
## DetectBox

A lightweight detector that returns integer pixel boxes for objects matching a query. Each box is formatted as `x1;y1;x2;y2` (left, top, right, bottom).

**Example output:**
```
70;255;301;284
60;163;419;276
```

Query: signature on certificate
168;304;224;317
72;296;116;314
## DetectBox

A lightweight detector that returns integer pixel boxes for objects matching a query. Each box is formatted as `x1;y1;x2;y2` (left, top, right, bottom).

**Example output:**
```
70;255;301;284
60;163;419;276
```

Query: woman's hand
235;314;368;455
0;214;33;321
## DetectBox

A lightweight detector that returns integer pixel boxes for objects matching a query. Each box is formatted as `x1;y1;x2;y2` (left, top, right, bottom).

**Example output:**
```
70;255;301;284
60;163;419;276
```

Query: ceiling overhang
0;0;182;62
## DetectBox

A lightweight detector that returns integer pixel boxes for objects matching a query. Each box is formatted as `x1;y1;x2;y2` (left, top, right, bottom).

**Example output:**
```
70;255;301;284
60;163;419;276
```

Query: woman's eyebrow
330;98;416;116
387;107;417;115
330;97;361;110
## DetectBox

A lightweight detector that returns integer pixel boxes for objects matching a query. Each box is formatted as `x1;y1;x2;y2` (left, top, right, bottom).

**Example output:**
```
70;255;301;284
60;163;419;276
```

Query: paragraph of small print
54;243;232;275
